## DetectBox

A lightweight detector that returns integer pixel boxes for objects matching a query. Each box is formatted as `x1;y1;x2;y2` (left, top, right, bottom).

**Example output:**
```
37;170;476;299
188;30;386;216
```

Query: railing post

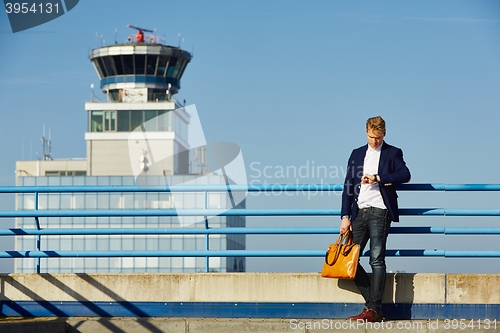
34;191;41;273
204;191;209;272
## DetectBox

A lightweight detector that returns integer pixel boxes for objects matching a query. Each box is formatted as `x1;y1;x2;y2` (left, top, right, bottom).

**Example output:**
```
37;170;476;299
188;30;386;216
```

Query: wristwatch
374;174;379;183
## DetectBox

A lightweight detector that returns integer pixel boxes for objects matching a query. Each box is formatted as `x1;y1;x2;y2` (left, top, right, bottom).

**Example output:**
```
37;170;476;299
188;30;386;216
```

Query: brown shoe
348;307;369;321
348;307;384;322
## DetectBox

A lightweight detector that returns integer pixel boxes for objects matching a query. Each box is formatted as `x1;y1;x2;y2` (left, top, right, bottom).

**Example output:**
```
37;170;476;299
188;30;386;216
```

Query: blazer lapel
358;144;368;173
378;142;389;173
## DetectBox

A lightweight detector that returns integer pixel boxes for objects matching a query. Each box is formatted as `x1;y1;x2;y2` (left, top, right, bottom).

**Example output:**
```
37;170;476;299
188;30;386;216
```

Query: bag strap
340;231;355;255
324;231;351;266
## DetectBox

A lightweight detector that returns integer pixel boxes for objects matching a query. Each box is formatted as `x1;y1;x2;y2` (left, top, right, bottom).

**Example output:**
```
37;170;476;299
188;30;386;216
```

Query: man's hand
340;217;352;234
361;174;377;185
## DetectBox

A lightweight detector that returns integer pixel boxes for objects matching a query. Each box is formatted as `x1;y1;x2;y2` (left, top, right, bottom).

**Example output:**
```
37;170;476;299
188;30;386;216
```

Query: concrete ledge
0;318;68;333
2;318;499;333
0;273;499;320
0;273;451;303
447;274;500;304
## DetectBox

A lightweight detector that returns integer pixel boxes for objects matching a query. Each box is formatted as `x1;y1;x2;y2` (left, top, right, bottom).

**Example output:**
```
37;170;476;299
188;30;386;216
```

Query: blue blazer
341;142;411;222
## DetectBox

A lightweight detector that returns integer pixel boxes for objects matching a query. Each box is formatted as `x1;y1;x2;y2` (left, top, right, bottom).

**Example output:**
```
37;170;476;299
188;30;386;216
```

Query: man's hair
366;116;386;134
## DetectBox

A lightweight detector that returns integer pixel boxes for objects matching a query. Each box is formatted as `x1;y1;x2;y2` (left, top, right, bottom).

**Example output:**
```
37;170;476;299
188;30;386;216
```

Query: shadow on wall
0;273;167;333
337;273;416;320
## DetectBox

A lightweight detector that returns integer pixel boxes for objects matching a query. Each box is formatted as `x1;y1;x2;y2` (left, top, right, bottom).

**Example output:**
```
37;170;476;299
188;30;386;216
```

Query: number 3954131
5;2;60;14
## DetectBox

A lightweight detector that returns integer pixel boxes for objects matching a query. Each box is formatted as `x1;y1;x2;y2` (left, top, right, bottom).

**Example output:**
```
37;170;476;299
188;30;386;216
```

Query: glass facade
92;55;188;80
89;110;172;132
16;175;246;273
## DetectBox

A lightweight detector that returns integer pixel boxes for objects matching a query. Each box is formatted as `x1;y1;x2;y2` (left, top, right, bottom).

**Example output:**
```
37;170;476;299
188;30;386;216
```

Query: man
340;116;410;322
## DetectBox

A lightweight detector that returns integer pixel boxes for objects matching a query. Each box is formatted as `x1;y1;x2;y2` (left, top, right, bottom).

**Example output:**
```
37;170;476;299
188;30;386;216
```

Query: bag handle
324;230;353;266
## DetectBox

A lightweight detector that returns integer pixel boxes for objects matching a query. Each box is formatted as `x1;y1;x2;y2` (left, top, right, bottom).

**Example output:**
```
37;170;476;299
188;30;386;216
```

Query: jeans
351;206;391;312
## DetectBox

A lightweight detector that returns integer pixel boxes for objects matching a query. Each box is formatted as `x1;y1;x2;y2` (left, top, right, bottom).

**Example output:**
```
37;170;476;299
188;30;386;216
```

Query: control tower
14;26;246;274
86;25;192;176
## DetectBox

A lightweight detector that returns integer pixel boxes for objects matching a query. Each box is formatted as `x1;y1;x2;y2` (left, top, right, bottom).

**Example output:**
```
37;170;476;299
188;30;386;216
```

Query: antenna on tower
41;125;53;161
41;125;45;160
127;24;153;43
47;128;52;160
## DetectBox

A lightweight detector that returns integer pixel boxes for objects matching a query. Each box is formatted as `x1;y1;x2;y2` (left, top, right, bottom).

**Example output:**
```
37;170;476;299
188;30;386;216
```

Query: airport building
15;26;246;273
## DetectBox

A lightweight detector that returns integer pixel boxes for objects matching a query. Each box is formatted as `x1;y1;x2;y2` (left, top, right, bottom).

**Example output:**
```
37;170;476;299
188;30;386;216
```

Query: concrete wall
16;160;87;178
0;273;497;304
1;273;499;332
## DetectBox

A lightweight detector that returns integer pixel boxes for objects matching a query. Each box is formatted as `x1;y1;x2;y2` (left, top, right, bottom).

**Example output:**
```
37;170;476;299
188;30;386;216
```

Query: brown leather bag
321;230;360;279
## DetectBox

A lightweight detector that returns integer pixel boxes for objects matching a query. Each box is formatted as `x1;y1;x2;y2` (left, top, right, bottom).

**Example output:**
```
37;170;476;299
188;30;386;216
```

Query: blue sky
1;0;500;273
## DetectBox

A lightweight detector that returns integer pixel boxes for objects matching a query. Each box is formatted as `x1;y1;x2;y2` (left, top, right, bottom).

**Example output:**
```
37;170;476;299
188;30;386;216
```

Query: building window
131;110;143;130
45;171;86;176
158;110;171;131
104;111;116;131
143;110;157;131
117;110;130;132
90;110;117;132
91;110;103;132
91;110;171;132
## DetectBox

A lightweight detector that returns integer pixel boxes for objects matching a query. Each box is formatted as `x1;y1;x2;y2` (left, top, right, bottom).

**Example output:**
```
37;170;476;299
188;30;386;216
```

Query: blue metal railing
1;183;500;273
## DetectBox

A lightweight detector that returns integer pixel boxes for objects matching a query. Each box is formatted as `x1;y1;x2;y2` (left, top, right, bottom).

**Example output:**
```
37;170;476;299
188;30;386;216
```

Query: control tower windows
112;55;125;75
172;58;184;79
102;57;115;78
177;59;188;80
92;54;188;80
166;58;177;77
122;55;134;75
157;56;168;76
146;55;158;75
135;55;146;75
94;58;106;78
